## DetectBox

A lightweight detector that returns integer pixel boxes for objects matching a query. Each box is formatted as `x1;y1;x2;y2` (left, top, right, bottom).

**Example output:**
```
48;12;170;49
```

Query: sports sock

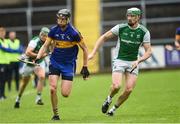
53;108;59;116
15;96;21;102
36;92;41;100
111;104;118;112
107;95;112;103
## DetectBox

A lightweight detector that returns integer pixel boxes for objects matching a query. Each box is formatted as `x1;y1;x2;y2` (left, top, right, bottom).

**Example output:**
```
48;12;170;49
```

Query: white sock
15;96;20;102
109;105;117;113
107;95;112;103
36;93;42;101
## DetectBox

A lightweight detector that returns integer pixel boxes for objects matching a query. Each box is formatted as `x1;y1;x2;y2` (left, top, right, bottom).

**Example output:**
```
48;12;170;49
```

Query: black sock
114;104;119;108
53;108;59;116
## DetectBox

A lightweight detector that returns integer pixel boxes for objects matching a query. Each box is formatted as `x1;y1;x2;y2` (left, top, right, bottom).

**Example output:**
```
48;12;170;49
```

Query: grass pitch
0;70;180;123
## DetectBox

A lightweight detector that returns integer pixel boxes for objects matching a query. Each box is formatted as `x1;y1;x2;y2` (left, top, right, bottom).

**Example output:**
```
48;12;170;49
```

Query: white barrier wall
139;46;165;69
111;45;180;70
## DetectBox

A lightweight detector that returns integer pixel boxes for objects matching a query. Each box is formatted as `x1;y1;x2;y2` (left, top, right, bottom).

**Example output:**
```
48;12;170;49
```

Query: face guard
57;9;71;19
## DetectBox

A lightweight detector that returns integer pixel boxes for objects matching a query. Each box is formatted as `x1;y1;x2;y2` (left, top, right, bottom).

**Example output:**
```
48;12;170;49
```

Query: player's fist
34;58;41;64
80;66;90;80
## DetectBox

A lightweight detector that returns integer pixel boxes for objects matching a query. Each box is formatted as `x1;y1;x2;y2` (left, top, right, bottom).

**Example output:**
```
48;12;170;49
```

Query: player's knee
50;85;57;94
38;75;45;81
125;87;133;94
112;83;120;90
61;91;70;97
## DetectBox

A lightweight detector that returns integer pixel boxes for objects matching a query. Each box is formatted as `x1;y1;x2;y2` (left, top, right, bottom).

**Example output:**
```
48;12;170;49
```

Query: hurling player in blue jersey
35;9;90;120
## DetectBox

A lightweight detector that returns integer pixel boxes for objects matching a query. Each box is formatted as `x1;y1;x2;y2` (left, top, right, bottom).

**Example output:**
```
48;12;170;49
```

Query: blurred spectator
8;31;23;91
0;26;9;100
165;27;180;51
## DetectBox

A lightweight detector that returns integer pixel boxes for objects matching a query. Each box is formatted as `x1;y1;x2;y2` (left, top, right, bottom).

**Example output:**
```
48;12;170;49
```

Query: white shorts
112;59;139;75
20;60;46;77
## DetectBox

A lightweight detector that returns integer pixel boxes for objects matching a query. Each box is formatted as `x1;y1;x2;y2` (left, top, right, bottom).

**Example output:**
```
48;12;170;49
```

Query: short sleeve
73;31;82;42
110;25;119;36
143;31;151;43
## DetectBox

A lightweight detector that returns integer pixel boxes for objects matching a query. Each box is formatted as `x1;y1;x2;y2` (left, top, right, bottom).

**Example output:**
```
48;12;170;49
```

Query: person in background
165;27;180;51
0;26;9;100
8;31;23;91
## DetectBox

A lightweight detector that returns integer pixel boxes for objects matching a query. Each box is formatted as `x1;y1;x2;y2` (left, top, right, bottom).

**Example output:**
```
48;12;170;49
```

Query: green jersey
27;36;44;62
111;23;150;61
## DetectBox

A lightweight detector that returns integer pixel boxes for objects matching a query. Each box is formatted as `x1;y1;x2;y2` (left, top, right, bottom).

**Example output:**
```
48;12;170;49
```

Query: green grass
0;70;180;123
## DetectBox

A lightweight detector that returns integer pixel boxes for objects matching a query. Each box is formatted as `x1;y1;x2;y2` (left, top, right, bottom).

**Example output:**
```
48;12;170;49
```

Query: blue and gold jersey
48;24;82;65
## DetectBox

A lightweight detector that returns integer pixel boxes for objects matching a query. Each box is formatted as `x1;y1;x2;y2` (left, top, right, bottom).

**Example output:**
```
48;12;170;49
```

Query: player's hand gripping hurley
17;54;40;66
130;60;139;73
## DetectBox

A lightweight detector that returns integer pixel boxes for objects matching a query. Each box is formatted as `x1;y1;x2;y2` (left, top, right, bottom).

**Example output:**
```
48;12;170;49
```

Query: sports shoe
101;96;112;113
14;102;20;108
36;99;44;105
107;105;117;116
107;111;114;116
51;115;60;120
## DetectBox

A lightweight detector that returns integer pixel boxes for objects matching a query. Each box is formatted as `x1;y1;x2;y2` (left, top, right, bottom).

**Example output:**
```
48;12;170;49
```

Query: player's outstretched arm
79;41;90;80
131;43;152;72
138;43;152;63
36;38;52;61
88;30;116;60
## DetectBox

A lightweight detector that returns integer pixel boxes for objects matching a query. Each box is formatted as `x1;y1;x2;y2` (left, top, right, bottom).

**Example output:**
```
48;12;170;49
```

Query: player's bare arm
79;40;90;80
78;41;88;66
36;37;52;60
25;47;37;58
139;43;152;62
88;30;116;60
132;43;152;70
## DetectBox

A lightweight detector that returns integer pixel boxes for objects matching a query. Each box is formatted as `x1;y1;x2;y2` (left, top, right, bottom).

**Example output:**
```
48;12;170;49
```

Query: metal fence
0;0;72;45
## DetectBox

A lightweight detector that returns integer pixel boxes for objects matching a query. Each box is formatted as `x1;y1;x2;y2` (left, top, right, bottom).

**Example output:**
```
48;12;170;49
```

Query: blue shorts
48;61;76;81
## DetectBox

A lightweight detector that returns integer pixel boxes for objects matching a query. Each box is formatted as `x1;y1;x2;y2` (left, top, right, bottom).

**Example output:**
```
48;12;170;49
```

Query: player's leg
14;64;33;108
102;72;123;113
34;66;45;105
61;76;73;97
48;65;60;120
14;76;31;108
60;61;75;98
102;59;125;114
107;72;138;116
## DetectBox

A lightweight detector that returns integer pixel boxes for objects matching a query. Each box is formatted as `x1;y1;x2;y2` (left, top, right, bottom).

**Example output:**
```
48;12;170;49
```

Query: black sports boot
36;99;44;105
14;102;20;108
101;96;112;113
51;115;60;120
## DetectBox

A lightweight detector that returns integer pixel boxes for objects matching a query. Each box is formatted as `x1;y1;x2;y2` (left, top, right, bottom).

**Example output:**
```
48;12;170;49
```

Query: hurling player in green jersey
14;27;50;108
89;7;152;116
